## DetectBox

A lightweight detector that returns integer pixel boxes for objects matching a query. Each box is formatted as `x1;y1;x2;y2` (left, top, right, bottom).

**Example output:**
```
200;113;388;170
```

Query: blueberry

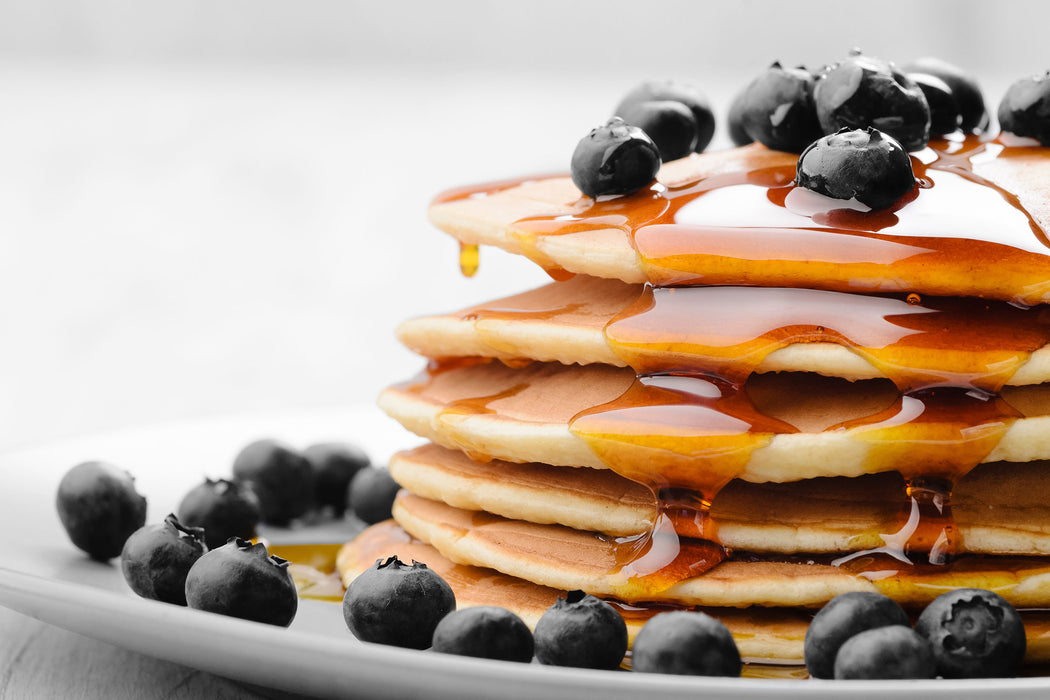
231;439;314;525
833;625;937;679
615;100;698;162
632;611;741;677
343;555;456;649
902;57;988;133
177;478;261;549
726;88;754;147
739;62;823;153
184;537;298;626
814;52;931;151
121;513;206;605
615;79;715;153
915;588;1026;678
431;606;534;662
56;461;147;561
795;127;915;210
998;72;1050;146
803;591;911;679
348;467;401;525
533;590;627;669
571;117;661;199
303;442;370;517
906;71;959;137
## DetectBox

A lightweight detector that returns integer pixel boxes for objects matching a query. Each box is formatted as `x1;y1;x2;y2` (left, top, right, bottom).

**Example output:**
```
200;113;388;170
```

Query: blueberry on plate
348;467;401;524
121;513;207;605
833;625;937;679
533;590;627;669
184;537;298;626
813;51;931;152
343;555;456;649
632;611;741;677
56;460;148;561
915;588;1026;678
739;62;823;153
615;99;698;162
431;606;534;662
795;127;915;210
303;441;370;516
726;88;754;147
570;117;661;199
998;72;1050;147
803;590;911;679
231;439;314;525
177;477;261;549
902;57;988;133
615;79;716;153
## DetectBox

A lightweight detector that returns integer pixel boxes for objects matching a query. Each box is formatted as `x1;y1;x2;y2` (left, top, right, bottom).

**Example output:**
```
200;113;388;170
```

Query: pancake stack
338;137;1050;664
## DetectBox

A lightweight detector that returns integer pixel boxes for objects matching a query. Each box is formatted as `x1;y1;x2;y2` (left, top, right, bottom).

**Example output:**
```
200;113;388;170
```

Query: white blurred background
0;0;1047;449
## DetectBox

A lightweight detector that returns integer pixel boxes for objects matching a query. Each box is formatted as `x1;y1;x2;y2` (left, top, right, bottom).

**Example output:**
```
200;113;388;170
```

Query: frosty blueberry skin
184;538;298;627
177;477;261;549
570;117;661;199
231;439;314;525
795;127;915;210
342;556;455;649
56;460;147;561
303;441;370;516
431;606;534;662
121;513;207;605
833;625;937;680
803;591;911;679
532;590;627;670
632;611;741;677
348;467;401;525
915;588;1026;678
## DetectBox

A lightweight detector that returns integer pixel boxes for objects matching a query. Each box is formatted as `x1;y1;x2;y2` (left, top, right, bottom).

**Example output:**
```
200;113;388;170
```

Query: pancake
336;519;1050;665
429;141;1050;304
390;444;1050;555
397;275;1050;388
378;360;1050;485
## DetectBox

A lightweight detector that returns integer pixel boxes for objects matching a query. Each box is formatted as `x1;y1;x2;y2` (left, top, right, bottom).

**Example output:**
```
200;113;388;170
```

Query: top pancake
428;142;1050;304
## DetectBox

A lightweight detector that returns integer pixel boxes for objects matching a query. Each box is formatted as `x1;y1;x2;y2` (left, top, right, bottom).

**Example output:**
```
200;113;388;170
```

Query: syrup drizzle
431;137;1050;598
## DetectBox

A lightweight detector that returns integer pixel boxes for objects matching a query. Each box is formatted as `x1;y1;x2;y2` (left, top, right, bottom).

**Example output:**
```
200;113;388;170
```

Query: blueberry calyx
164;512;206;544
915;588;1026;678
570;117;661;199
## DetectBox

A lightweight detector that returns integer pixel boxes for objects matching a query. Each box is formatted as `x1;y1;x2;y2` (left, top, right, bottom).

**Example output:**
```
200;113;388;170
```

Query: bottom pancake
337;520;1050;665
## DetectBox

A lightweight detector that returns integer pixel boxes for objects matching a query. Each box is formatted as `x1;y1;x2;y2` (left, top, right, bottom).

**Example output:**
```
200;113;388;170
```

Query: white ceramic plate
2;408;1049;699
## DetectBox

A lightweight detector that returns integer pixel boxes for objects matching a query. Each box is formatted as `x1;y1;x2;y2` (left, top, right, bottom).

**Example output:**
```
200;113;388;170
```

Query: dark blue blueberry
998;72;1050;147
231;439;314;525
343;555;456;649
795;127;915;210
303;442;370;517
616;99;698;162
348;467;401;525
726;88;754;147
533;590;627;669
740;62;823;153
570;117;661;199
915;588;1026;678
431;606;534;662
56;461;147;561
121;513;207;605
632;611;741;677
803;591;911;679
814;52;931;152
902;57;988;133
177;478;261;549
907;72;962;137
833;625;937;679
615;79;715;153
184;537;298;626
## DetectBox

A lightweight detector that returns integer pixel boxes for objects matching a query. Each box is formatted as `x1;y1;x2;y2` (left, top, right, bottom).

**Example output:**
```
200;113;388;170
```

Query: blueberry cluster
805;589;1026;679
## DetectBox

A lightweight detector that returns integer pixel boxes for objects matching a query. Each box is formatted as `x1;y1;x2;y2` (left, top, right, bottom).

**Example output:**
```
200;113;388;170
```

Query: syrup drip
458;242;479;277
